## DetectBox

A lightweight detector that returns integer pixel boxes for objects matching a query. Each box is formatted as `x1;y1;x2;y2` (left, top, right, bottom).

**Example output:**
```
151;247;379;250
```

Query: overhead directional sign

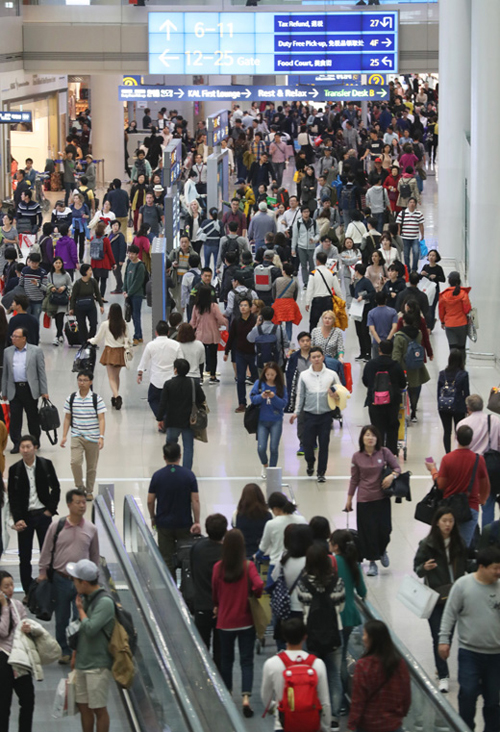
0;110;32;124
119;84;389;103
148;11;398;75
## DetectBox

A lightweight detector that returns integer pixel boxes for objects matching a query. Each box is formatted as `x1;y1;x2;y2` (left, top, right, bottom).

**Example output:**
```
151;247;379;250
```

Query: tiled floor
1;161;494;728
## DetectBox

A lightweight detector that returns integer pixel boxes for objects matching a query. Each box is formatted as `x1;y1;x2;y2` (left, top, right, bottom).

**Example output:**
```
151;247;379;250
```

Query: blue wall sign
148;11;398;75
119;84;389;103
0;111;32;123
207;109;229;147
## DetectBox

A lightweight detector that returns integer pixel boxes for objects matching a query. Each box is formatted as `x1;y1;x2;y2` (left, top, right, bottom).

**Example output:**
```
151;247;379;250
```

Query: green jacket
336;554;367;628
124;259;147;296
392;328;430;388
76;588;115;670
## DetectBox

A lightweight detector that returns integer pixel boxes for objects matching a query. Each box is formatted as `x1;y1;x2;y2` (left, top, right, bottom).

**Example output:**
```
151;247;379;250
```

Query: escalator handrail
123;495;248;732
93;495;205;732
356;597;470;732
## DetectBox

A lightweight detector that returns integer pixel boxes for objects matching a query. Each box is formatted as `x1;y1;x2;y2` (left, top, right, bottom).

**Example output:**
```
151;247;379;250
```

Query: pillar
468;0;500;357
90;74;125;183
437;0;471;263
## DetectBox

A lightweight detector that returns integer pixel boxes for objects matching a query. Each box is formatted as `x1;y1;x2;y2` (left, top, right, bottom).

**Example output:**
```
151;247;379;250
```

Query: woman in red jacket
348;620;411;732
439;271;471;359
383;165;402;213
212;529;264;717
90;220;116;302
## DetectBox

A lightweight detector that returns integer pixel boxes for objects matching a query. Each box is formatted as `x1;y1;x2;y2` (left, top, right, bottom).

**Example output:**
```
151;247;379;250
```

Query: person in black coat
351;263;376;361
108;220;127;294
437;349;470;454
157;358;206;471
247;154;275;200
362;340;407;455
395;271;429;319
7;435;60;595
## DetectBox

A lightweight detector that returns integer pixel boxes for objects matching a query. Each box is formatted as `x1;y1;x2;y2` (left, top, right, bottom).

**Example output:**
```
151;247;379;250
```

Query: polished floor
1;161;495;726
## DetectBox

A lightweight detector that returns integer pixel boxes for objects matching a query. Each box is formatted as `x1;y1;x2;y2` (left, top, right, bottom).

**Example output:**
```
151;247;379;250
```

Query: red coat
90;236;115;271
439;286;472;328
383;173;401;210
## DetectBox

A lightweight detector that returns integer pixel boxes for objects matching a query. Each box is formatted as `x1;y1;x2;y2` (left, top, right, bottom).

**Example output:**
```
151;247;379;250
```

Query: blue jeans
27;301;42;322
218;626;256;696
322;647;343;719
53;572;77;656
285;321;292;340
204;244;218;271
375;211;385;234
148;383;162;419
257;420;283;467
483;493;496;530
235;351;258;407
166;427;194;470
459;507;479;547
458;648;500;732
403;237;420;272
129;294;143;339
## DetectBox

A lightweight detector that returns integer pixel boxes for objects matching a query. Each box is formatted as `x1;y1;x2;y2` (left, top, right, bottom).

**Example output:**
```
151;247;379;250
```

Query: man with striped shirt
16;189;42;234
60;370;106;501
396;197;425;273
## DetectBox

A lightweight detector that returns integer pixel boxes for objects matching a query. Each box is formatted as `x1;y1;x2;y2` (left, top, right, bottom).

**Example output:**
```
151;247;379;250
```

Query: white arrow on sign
382;38;392;48
244;89;251;99
159;50;180;68
175;88;184;98
377;90;387;98
159;19;177;41
380;18;392;28
309;88;319;99
382;56;392;67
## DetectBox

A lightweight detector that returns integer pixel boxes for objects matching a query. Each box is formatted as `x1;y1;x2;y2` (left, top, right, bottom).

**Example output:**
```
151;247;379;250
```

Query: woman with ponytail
438;271;472;357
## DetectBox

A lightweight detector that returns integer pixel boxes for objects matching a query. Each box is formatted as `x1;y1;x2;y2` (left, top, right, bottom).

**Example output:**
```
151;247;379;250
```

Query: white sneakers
438;678;449;693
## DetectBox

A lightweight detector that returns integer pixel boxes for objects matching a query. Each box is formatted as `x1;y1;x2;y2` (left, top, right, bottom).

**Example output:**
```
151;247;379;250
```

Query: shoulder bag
484;415;500;496
439;454;479;524
246;562;271;640
189;378;208;441
414;482;443;525
244;385;261;435
487;386;500;415
381;464;412;503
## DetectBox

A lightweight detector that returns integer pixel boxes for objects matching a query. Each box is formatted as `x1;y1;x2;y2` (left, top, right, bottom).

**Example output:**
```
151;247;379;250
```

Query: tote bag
349;298;365;322
397;574;439;619
417;278;437;306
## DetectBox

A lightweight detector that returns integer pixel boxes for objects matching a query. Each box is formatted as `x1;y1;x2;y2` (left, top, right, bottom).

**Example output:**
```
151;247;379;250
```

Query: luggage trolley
397;388;410;461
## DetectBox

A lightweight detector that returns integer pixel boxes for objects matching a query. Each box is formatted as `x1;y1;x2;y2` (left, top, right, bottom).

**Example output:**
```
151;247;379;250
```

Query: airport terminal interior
1;1;500;731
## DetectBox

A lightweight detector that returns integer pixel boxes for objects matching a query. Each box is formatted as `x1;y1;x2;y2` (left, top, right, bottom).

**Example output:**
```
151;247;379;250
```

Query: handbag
349;298;365;322
419;239;428;257
43;312;51;329
75;296;94;313
124;297;132;323
246;562;271;640
417;278;437;306
397;574;439;619
439;454;479;524
189;378;208;437
467;314;477;343
293;170;304;183
487;387;500;415
244;385;261;435
414;482;443;525
39;397;61;445
484;414;500;497
124;347;133;371
381;466;412;503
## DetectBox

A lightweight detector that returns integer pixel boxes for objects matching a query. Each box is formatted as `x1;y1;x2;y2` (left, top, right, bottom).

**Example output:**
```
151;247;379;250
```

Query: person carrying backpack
392;312;430;422
362;340;407;455
297;543;345;731
247;306;289;369
180;253;201;321
89;221;115;302
253;250;281;306
261;617;331;732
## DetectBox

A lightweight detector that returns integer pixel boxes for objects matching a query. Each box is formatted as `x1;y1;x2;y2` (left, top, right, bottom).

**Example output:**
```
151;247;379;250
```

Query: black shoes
10;445;19;454
306;465;314;477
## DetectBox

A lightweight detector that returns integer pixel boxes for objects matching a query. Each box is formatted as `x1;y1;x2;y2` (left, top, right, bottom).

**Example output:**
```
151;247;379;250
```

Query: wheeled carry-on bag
65;316;80;347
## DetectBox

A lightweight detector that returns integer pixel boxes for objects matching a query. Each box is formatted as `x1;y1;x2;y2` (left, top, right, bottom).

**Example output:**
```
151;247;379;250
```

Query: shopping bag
19;233;36;253
343;362;353;393
217;328;228;352
396;574;439;619
43;312;51;329
52;673;77;718
419;239;428;257
349;299;365;322
417;278;437;306
0;399;10;433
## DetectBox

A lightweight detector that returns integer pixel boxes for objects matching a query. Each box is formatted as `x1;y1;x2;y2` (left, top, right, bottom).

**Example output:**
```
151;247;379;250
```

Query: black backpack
373;370;393;406
302;575;341;656
399;181;412;199
340;186;356;212
233;287;254;315
255;325;279;368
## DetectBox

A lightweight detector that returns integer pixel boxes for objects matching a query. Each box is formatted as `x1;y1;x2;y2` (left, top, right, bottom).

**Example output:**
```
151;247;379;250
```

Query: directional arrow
382;56;392;67
159;50;180;68
380;18;392;28
310;88;319;99
382;38;392;48
175;88;184;98
244;88;251;99
159;19;177;41
377;90;387;98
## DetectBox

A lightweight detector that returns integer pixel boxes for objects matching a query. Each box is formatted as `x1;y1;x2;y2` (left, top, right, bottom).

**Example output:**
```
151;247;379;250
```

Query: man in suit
8;434;60;596
2;327;49;453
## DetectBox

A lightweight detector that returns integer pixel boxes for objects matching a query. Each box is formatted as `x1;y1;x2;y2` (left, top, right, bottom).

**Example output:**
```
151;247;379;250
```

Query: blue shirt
13;346;28;382
148;464;198;529
367;305;398;343
249;382;288;422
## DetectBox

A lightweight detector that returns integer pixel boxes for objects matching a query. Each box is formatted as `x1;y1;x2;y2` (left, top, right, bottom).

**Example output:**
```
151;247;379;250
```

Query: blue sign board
119;84;390;103
207;109;229;147
163;139;183;188
148;11;398;75
0;111;32;124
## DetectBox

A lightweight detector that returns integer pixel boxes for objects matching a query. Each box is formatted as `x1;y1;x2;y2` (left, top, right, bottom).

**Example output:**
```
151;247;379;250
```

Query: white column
468;0;500;357
437;0;471;263
90;74;125;183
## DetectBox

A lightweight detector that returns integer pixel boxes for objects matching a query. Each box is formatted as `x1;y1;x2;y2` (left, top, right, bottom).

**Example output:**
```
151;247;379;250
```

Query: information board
163;139;183;188
148;11;398;75
207;109;229;147
0;111;32;124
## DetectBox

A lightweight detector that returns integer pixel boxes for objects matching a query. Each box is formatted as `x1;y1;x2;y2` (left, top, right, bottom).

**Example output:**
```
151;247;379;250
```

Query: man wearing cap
84;154;96;191
372;157;389;184
38;488;100;664
248;202;276;251
66;558;115;732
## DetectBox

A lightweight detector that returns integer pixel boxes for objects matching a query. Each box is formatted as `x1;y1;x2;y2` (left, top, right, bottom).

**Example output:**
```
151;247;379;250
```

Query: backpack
402;333;424;370
68;391;98;427
277;653;322;732
254;263;273;292
399;181;412;199
79;187;92;210
224;236;242;258
233;287;254;314
438;380;456;411
90;236;105;261
88;589;137;689
373;370;393;406
270;566;303;621
340;186;356;212
302;572;341;656
255;325;279;368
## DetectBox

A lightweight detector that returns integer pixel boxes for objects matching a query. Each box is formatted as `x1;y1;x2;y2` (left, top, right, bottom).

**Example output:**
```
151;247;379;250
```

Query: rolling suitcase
64;315;80;347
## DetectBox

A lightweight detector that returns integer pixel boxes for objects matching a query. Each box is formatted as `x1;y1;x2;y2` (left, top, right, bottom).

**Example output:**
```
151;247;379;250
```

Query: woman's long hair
0;305;8;342
362;619;401;681
304;543;333;587
258;362;285;398
448;271;461;297
445;348;465;375
195;284;214;316
331;529;360;584
108;303;127;340
282;524;313;565
427;506;465;564
237;483;269;521
219;529;246;583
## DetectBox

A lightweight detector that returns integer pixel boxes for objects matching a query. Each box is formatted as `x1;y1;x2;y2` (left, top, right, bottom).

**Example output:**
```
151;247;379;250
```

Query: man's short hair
29;252;40;263
225;251;237;265
228;221;239;233
310;346;324;356
409;271;420;286
19;434;38;447
112;178;122;188
77;369;94;381
375;291;387;306
128;244;139;255
354;263;366;276
233;274;246;286
456;424;473;447
466;394;483;412
188;254;200;268
261;306;275;321
477;547;500;568
23;189;32;200
280;617;307;645
66;488;86;504
163;442;181;462
239;297;252;309
201;267;212;276
316;251;327;266
297;331;311;341
205;514;228;542
12;294;29;311
155;320;169;336
174;358;190;377
379;339;393;356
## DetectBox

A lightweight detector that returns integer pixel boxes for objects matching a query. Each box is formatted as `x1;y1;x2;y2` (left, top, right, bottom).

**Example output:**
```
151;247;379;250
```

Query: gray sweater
439;574;500;653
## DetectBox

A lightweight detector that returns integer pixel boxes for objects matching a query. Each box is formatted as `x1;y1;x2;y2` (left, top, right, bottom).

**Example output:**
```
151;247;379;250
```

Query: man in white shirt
305;251;342;331
7;434;60;596
137;320;181;425
457;394;500;528
261;617;331;732
281;195;301;240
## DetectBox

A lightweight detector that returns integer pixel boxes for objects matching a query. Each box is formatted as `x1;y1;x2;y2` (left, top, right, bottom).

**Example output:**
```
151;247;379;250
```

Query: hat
66;559;99;582
258;202;268;212
153;185;164;193
374;157;382;163
236;178;246;184
85;154;93;160
327;384;351;412
264;249;275;259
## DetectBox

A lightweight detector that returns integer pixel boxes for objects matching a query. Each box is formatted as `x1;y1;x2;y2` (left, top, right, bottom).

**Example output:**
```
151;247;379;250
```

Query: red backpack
277;652;322;732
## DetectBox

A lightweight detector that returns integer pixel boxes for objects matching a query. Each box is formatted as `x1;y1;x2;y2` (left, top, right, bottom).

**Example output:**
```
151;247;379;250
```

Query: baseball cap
374;157;382;163
264;249;275;259
66;559;99;582
236;177;246;184
258;202;268;212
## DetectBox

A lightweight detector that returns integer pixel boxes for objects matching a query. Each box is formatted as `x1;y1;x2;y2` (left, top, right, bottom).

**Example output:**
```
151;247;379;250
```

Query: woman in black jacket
437;349;470;453
413;506;468;693
300;165;317;214
420;248;446;330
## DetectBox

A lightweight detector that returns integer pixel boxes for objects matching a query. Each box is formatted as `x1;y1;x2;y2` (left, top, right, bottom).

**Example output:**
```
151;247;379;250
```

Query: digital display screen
148;11;398;75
